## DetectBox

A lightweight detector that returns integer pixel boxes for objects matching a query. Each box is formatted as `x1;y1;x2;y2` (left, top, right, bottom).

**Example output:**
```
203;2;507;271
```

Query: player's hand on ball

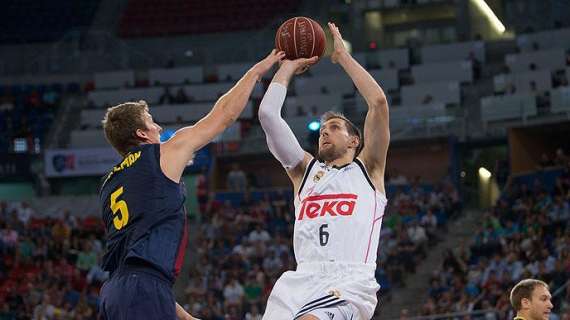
279;56;319;75
328;22;349;64
254;49;286;78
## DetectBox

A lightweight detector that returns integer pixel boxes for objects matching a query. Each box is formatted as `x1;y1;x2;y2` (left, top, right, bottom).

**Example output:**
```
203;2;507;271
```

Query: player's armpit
288;152;314;193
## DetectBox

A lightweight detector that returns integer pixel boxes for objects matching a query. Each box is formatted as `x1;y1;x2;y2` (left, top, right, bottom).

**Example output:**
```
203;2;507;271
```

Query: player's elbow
258;107;278;129
370;94;388;110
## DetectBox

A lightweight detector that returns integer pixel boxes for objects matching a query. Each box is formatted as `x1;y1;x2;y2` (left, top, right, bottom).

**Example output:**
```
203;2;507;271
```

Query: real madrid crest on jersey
313;170;325;182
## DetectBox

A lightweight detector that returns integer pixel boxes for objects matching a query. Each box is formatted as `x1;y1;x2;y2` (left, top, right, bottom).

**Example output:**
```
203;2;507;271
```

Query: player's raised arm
329;22;390;194
259;57;318;191
160;50;285;182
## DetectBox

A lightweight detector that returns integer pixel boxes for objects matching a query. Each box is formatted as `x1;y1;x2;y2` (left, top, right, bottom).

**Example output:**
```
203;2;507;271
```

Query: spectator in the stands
529;81;537;93
389;170;408;186
223;277;245;310
468;51;482;80
175;88;190;104
17;202;34;225
422;94;434;105
248;224;271;243
507;83;517;94
554;148;568;167
538;152;555;168
158;86;174;104
310;105;318;116
227;163;248;191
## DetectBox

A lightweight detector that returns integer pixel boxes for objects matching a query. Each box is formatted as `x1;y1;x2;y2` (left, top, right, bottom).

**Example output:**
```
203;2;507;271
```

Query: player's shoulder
100;144;159;190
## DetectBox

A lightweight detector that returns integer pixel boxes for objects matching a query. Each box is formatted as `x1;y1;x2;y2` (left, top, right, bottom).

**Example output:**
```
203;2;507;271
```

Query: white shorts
308;303;356;320
262;262;380;320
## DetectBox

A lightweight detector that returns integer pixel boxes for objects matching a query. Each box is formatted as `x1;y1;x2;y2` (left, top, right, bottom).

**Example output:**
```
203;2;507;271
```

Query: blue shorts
99;266;176;320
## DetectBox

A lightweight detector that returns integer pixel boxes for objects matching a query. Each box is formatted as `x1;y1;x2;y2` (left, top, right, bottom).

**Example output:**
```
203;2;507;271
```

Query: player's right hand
252;49;286;79
279;56;319;76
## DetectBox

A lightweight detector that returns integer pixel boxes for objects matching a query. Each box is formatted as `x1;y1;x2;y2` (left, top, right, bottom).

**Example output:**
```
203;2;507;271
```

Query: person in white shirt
17;202;34;225
248;224;271;243
259;22;390;320
407;221;428;245
223;278;245;308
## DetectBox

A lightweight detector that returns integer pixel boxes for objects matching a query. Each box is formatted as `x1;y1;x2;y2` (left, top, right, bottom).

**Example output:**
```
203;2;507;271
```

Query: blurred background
0;0;568;319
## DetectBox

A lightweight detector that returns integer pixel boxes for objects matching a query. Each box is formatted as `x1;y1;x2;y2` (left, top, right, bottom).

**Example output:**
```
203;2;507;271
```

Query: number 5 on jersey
111;186;129;230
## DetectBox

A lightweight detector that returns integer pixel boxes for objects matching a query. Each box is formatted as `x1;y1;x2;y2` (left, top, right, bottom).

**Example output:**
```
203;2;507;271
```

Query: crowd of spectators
0;171;462;320
0;84;70;153
419;161;570;319
185;175;461;319
0;202;105;319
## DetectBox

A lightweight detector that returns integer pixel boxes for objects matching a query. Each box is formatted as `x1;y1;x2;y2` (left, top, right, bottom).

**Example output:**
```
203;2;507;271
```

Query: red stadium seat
119;0;301;37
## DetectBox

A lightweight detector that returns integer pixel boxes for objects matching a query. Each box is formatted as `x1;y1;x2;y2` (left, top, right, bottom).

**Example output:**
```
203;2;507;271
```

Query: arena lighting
479;167;492;179
471;0;506;33
308;120;320;131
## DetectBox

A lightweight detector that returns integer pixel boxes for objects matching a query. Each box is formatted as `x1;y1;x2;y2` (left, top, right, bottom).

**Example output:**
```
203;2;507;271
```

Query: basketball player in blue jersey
97;50;288;320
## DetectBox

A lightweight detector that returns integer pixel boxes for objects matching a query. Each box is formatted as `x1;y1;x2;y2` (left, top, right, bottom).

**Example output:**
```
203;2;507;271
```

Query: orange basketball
275;17;326;60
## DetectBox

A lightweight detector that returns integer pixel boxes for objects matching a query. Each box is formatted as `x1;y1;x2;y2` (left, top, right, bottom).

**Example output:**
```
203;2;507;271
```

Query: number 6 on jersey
319;224;329;246
111;186;130;230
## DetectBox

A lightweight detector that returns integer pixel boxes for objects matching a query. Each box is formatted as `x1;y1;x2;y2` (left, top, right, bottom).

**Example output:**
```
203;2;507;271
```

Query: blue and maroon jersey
100;143;188;283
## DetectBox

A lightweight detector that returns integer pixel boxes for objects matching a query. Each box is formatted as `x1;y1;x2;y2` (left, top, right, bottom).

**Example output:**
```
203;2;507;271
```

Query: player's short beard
318;144;346;162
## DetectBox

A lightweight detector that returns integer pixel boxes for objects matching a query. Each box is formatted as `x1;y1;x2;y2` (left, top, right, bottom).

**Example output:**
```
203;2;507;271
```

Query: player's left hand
328;22;350;64
253;49;286;79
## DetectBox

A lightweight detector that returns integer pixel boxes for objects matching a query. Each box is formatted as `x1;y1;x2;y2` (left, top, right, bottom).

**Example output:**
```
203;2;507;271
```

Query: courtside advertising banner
45;146;212;177
45;148;121;177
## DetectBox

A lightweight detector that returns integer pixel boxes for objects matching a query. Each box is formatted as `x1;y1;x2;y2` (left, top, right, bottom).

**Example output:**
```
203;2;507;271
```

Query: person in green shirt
76;241;97;272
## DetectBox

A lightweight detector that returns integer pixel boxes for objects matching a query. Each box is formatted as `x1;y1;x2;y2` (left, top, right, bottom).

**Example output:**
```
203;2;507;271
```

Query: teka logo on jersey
298;193;358;220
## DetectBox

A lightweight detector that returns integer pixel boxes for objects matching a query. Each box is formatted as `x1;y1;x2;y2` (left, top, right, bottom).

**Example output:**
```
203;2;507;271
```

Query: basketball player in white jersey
258;22;389;320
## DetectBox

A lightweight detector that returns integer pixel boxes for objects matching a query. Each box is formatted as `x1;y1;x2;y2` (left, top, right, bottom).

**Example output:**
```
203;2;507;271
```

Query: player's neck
324;154;354;168
515;312;529;320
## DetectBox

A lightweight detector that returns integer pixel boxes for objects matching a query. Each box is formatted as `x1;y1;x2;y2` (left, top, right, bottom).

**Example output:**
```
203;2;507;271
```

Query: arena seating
505;49;566;73
401;81;461;105
516;28;570;52
420;41;486;63
118;0;301;38
0;0;100;44
411;60;473;84
0;83;67;153
481;27;570;125
551;86;570;114
417;162;570;318
354;48;411;70
0;202;104;318
494;70;552;94
480;94;537;123
181;178;461;318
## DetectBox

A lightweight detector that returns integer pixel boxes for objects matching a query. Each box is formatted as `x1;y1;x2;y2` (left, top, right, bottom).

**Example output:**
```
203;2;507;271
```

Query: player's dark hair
102;100;149;156
510;279;548;311
320;111;364;157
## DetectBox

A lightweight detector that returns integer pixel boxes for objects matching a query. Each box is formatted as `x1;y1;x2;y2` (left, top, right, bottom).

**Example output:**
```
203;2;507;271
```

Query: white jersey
263;158;387;320
294;158;387;267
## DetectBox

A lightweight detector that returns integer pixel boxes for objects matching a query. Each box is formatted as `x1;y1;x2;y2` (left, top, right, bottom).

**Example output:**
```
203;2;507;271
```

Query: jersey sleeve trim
298;158;317;196
154;143;181;186
354;158;376;191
